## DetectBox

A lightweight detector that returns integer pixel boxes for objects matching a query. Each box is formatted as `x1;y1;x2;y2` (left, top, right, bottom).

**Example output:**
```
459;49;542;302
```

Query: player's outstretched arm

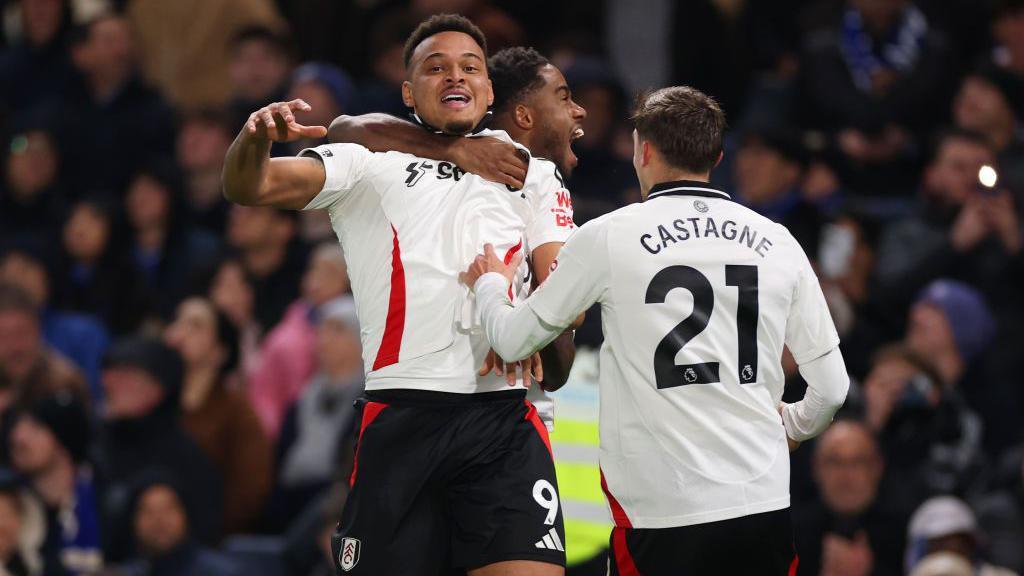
329;114;528;189
223;100;329;209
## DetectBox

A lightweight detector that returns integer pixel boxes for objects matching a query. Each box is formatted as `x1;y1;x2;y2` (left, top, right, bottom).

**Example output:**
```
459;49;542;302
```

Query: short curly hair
489;47;549;114
403;14;487;70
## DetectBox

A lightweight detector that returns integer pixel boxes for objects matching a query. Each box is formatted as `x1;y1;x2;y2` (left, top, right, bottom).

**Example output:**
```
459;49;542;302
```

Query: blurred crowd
0;0;1022;574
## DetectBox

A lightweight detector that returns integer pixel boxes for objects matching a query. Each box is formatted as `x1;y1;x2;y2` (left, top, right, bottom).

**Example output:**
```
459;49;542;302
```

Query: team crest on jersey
338;537;360;571
684;368;697;383
742;364;754;382
694;200;709;213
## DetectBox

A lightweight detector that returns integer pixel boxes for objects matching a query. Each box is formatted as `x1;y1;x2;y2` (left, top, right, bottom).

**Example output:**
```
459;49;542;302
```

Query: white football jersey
522;181;840;528
300;129;574;400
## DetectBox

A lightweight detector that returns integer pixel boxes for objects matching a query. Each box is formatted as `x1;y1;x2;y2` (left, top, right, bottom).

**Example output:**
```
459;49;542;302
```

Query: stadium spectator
794;420;905;576
354;11;415;116
125;0;283;109
163;297;271;535
225;205;307;331
904;280;1018;456
906;496;1019;576
123;162;221;319
175;110;235;236
799;0;957;198
54;198;151;335
206;257;262;381
62;13;175;198
0;283;89;418
817;212;891;380
0;247;108;399
951;67;1024;195
973;445;1024;573
9;393;102;575
731;126;824;253
0;472;47;576
227;26;293;130
875;130;1017;315
268;297;361;531
858;344;983;498
114;474;242;576
249;243;349;438
0;0;73;117
284;62;355;154
93;337;222;562
992;0;1024;78
0;124;65;247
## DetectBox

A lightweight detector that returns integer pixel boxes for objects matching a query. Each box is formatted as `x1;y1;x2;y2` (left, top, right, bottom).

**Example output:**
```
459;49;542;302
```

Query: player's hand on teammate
245;99;328;143
479;350;544;388
451;137;529;190
462;243;521;289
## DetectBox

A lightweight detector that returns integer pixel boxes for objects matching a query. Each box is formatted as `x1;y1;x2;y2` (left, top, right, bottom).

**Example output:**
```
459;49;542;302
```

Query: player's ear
514;104;533;130
714;150;724;169
401;80;415;108
486;78;494;107
642;141;653;167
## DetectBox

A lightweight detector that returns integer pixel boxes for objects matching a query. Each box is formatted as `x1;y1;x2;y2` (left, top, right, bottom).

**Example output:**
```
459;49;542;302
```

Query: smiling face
402;31;493;135
523;65;586;177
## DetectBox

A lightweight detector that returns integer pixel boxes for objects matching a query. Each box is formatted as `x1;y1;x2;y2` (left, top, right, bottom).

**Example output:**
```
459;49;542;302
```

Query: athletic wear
608;508;798;576
300;129;574;398
473;180;849;528
331;390;565;574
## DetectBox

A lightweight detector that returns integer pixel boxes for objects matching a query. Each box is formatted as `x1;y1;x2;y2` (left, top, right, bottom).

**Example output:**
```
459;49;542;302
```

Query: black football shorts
608;508;797;575
331;389;565;575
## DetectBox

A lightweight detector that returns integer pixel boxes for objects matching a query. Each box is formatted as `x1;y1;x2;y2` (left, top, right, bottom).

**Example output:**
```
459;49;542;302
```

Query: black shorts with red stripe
331;388;565;575
608;508;798;576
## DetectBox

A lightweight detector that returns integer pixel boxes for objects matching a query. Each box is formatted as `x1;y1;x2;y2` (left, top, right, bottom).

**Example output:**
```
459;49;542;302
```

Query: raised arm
329;113;528;189
223;100;329;209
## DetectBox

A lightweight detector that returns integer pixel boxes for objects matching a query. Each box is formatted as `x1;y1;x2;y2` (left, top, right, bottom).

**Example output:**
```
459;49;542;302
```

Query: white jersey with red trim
518;181;840;528
300;129;574;397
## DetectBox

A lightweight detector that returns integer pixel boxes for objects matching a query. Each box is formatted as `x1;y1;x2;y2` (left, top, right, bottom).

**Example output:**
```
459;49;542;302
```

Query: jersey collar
646;180;732;201
408;111;493;135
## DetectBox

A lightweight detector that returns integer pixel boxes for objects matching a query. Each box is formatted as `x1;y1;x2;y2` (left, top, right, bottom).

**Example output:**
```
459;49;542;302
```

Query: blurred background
0;0;1022;574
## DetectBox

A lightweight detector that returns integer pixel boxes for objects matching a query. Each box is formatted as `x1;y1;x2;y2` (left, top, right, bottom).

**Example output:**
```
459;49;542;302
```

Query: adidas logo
534;527;564;552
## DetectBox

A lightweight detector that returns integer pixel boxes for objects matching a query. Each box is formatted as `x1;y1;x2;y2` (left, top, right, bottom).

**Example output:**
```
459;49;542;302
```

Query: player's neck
640;166;711;199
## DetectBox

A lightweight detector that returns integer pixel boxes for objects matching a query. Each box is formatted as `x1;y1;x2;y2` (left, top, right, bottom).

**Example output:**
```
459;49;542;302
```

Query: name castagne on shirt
639;210;775;257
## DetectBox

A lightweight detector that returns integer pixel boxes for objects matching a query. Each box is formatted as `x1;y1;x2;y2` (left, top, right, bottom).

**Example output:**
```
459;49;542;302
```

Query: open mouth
441;89;472;109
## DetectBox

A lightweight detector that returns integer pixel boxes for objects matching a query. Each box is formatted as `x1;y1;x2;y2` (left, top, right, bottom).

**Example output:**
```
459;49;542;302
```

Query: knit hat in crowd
914;280;996;363
292;62;357;114
103;336;184;403
25;392;91;464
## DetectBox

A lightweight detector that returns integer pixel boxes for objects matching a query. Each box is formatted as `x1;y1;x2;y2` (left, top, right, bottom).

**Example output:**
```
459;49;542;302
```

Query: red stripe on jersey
372;225;406;370
788;554;799;576
349;402;388;487
524;400;552;456
503;239;523;301
600;469;633;528
611;528;640;576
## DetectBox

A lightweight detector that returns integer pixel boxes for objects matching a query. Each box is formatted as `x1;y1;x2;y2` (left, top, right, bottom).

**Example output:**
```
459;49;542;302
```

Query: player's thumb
509;251;524;271
483;243;497;261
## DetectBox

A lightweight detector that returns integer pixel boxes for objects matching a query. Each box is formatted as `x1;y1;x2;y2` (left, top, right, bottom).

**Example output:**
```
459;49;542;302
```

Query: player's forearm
538;333;574;392
329;113;461;161
223;128;273;206
476;273;564;362
782;348;850;441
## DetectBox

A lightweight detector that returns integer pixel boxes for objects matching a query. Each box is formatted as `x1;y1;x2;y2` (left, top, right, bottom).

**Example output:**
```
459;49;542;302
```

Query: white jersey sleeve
299;143;375;211
523;160;575;252
526;219;607;328
783;234;841;364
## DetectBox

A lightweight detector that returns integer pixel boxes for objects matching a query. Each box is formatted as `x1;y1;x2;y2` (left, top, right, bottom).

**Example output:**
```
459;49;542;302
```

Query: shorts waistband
364;388;526;406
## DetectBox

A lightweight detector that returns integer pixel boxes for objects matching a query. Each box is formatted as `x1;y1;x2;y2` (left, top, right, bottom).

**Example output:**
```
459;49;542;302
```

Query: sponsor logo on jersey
339;537;360;571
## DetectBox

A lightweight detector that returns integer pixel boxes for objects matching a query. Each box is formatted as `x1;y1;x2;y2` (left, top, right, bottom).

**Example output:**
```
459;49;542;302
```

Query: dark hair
209;301;240;378
402;14;487;69
929;128;991;163
632;86;726;174
0;282;39;317
230;25;292;57
489;47;549;114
